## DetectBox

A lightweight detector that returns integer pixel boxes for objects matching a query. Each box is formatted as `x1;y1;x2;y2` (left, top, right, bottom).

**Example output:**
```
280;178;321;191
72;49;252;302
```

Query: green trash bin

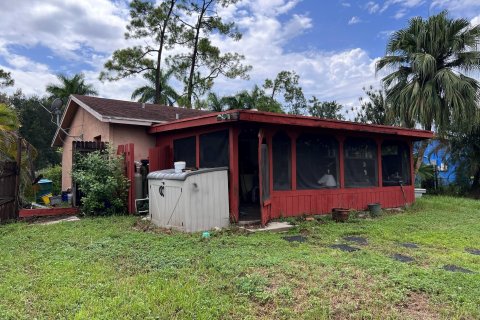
37;179;53;203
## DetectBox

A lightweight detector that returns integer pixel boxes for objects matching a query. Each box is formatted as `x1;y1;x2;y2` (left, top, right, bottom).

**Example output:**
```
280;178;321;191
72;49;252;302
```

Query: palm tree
376;11;480;172
131;69;179;106
46;73;98;102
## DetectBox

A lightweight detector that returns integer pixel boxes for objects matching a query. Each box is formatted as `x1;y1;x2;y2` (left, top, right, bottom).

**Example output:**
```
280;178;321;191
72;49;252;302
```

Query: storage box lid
147;167;228;181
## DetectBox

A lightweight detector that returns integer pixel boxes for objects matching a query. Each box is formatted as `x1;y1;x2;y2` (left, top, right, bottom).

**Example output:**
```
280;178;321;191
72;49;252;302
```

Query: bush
38;165;62;195
72;149;129;215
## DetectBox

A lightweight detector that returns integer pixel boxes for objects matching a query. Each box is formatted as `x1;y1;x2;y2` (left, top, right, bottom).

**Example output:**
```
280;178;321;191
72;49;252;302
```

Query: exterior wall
111;124;155;161
153;122;419;225
61;109;155;191
61;107;110;190
268;186;414;219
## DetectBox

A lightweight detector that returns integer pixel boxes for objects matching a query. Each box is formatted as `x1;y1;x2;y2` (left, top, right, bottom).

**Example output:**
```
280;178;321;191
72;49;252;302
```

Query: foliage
169;0;251;107
9;91;60;169
0;102;37;204
0;68;14;88
376;11;480;134
131;69;179;105
307;97;345;120
72;149;129;215
46;73;97;102
38;165;62;196
101;0;179;104
1;196;480;318
199;92;227;111
354;86;396;125
439;128;480;193
263;70;306;115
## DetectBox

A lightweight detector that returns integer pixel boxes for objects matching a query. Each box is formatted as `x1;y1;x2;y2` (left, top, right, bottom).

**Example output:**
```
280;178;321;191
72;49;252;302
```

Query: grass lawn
1;196;479;319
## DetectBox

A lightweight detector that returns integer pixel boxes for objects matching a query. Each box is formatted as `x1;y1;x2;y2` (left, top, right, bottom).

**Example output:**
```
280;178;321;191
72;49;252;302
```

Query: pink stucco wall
111;124;155;162
61;107;155;190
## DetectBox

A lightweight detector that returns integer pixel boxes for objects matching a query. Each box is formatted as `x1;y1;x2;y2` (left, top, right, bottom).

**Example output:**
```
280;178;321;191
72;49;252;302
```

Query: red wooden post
195;134;200;168
376;138;383;188
127;143;135;214
228;126;239;222
338;136;345;189
290;131;298;191
410;140;415;191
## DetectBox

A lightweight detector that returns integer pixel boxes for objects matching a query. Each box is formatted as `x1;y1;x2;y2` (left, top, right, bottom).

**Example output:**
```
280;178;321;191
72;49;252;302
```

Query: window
173;136;196;168
272;132;291;190
199;130;229;168
296;134;339;190
344;138;378;188
382;141;411;186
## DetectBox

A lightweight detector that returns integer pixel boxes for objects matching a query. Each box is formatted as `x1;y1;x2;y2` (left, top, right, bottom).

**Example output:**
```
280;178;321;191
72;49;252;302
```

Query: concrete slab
244;221;294;233
35;216;80;225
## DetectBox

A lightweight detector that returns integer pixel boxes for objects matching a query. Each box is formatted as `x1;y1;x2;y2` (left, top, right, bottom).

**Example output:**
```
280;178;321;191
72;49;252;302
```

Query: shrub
38;165;62;195
72;149;129;215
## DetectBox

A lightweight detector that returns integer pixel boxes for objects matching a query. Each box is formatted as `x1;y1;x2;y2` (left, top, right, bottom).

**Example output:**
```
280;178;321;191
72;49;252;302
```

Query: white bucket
174;161;186;173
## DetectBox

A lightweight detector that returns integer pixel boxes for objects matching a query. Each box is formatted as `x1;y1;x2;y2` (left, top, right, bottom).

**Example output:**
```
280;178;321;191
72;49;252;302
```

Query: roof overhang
149;109;434;140
52;95;166;147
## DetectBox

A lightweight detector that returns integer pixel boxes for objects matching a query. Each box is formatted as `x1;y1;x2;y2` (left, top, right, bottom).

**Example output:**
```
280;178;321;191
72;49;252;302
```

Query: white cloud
380;0;424;12
341;2;351;8
366;2;380;13
471;15;480;26
348;16;362;25
394;9;407;19
431;0;480;17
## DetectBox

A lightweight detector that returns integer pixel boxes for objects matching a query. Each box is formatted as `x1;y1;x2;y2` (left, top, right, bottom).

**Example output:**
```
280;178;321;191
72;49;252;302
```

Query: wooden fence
0;161;18;222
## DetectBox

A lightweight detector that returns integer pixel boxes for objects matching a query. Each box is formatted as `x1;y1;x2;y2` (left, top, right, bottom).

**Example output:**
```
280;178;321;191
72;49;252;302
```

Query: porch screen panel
296;134;339;190
272;132;291;190
173;136;196;168
382;141;411;186
344;138;378;188
199;129;229;168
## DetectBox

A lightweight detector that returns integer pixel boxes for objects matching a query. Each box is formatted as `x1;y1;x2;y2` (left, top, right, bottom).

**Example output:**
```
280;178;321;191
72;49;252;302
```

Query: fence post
14;136;21;218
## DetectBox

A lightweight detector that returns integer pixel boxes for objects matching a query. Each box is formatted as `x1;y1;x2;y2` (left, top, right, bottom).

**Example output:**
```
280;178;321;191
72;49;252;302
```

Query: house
52;95;434;225
52;95;209;190
147;110;433;225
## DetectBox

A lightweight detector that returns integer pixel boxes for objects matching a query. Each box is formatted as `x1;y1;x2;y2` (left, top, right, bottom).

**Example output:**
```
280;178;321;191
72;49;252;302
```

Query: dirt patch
397;292;440;320
465;248;480;256
392;253;415;263
343;236;368;245
400;242;420;249
443;264;474;274
283;235;307;243
132;219;173;234
329;244;360;252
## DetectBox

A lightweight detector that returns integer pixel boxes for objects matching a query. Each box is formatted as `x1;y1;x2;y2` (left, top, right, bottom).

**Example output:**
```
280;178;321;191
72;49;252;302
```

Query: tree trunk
154;0;176;105
186;1;206;108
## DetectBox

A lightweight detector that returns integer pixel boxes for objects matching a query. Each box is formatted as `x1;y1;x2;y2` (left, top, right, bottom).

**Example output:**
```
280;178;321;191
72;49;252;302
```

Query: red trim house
147;109;433;225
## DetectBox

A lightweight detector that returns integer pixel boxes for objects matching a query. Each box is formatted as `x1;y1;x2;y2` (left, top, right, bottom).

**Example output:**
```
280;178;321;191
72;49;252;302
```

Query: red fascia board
238;111;434;139
149;109;434;139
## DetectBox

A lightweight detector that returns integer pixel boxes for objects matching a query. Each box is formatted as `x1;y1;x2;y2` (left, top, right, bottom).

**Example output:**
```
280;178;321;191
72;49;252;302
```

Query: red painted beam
19;207;79;218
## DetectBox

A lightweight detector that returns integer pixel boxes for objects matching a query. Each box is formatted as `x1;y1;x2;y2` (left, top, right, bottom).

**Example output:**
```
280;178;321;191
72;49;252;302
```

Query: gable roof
52;95;210;146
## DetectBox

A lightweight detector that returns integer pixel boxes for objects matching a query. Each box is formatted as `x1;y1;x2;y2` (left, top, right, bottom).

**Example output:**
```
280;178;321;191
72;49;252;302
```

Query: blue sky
0;0;479;113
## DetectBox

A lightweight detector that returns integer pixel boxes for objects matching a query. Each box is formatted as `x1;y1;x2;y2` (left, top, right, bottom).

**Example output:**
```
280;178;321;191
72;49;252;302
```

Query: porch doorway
238;128;261;221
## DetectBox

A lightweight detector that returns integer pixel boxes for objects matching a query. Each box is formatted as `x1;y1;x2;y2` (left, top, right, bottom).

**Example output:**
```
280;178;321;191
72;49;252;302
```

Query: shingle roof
72;94;210;122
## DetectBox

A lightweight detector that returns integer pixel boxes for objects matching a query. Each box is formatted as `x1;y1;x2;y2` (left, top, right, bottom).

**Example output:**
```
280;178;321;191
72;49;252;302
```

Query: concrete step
244;221;294;233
